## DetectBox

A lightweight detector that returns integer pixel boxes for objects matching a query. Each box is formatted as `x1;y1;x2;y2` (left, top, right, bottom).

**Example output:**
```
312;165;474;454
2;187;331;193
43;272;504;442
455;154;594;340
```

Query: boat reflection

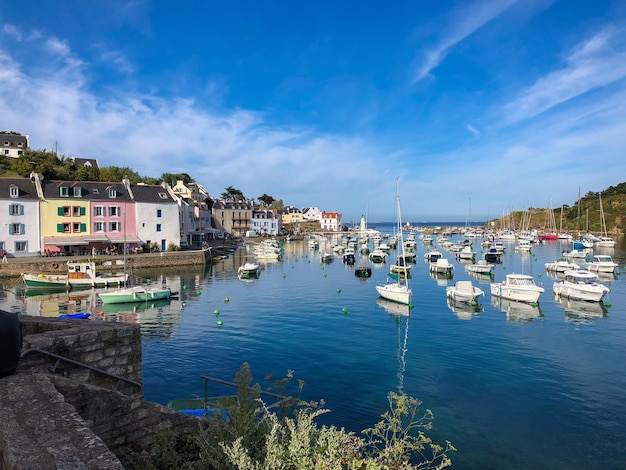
468;271;495;285
429;271;453;286
491;296;543;322
555;296;608;324
101;298;172;315
376;297;412;316
446;296;484;320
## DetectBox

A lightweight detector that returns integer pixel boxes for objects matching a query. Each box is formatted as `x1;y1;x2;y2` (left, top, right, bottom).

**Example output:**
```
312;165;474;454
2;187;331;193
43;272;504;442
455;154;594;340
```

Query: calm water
3;224;626;469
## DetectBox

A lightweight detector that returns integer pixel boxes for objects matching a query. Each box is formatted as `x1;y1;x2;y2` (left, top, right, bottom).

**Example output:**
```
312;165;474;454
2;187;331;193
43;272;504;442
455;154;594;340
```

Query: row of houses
0;174;343;258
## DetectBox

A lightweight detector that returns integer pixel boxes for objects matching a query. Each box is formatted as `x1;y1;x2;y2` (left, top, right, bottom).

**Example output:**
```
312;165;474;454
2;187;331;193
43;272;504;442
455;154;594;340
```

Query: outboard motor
0;310;23;378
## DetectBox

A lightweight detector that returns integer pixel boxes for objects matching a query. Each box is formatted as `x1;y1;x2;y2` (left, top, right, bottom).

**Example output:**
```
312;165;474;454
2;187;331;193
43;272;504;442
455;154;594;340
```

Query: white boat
595;194;616;247
320;252;334;263
553;270;610;302
515;239;532;251
237;256;261;279
429;258;454;275
544;259;580;272
446;280;484;303
490;273;544;303
369;248;387;263
376;180;412;305
467;260;494;275
424;249;443;262
455;245;476;260
22;260;128;289
586;255;618;273
561;249;588;259
98;284;172;304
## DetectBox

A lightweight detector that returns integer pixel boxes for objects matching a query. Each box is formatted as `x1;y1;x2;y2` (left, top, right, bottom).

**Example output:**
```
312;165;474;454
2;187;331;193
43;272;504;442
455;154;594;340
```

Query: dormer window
17;142;23;147
73;187;82;197
158;192;168;199
60;186;69;197
93;188;99;194
108;189;116;198
9;185;19;198
3;141;9;146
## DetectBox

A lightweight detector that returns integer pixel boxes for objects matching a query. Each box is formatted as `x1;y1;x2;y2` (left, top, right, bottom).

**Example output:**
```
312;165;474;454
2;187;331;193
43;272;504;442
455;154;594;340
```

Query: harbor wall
0;316;207;470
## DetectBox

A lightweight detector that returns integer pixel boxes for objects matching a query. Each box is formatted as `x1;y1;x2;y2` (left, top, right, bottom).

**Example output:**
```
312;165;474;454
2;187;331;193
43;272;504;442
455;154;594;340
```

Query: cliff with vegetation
489;186;626;235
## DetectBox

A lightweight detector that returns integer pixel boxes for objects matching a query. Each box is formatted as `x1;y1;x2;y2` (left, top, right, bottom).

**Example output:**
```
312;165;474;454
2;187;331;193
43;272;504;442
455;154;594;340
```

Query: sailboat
539;198;558;240
375;180;412;305
596;193;616;247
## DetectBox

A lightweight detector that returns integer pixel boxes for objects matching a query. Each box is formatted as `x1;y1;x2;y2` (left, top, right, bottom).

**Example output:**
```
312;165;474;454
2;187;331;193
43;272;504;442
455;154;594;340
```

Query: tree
258;193;276;206
98;166;143;183
160;172;193;186
221;186;246;201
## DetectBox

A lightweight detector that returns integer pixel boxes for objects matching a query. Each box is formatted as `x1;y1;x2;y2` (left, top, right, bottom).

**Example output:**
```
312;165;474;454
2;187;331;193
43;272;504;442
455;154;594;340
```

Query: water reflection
555;296;608;324
491;296;543;322
446;296;484;320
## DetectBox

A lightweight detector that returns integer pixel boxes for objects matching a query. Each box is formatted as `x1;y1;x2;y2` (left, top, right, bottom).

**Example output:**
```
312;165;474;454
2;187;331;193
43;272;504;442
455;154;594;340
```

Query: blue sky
1;1;625;223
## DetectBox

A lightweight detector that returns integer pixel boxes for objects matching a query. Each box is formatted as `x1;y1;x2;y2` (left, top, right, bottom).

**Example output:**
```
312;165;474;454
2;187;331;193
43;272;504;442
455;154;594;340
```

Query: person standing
1;250;7;263
0;311;23;377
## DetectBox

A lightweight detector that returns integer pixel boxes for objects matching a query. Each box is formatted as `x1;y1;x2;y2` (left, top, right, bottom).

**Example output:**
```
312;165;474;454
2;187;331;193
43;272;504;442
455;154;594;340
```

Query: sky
1;1;626;223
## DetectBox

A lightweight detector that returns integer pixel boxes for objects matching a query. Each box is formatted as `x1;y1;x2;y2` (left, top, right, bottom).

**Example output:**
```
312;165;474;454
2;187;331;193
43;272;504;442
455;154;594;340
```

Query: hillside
488;192;626;236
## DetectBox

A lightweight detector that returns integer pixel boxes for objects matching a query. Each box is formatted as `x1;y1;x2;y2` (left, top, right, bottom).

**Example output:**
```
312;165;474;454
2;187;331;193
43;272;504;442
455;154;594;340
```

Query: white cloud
466;124;480;137
412;0;518;83
45;37;71;56
3;24;22;40
503;27;626;124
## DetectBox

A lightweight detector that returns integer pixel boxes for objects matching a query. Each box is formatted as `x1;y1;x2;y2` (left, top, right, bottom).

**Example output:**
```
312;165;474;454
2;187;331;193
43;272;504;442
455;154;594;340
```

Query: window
62;223;71;233
158;192;168;199
9;186;18;198
157;209;162;218
73;206;81;217
60;186;69;197
92;188;99;194
109;206;120;217
16;242;27;252
73;223;81;233
110;222;120;232
60;206;70;216
94;206;104;217
156;224;162;232
17;150;22;156
8;204;23;215
73;187;82;197
3;150;8;155
9;223;23;235
94;222;105;232
108;189;117;198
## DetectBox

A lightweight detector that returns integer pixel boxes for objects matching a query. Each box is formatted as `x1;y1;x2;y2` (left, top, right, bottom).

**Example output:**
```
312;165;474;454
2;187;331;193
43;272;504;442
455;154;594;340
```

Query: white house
321;211;343;232
0;133;29;158
0;178;41;257
132;183;180;252
302;207;322;222
251;210;282;237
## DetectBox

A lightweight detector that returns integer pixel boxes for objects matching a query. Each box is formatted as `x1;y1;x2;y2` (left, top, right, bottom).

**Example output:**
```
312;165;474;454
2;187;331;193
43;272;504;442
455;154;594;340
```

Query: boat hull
376;283;412;305
99;287;171;304
22;273;128;289
490;283;543;303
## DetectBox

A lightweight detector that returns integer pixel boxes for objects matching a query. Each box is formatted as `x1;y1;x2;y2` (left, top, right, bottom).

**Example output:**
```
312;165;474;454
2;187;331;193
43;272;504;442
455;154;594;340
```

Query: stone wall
0;315;209;469
19;316;143;397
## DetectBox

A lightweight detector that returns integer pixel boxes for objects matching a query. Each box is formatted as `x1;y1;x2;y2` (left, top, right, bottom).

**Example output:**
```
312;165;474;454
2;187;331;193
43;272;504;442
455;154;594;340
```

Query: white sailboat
596;193;616;247
376;180;412;305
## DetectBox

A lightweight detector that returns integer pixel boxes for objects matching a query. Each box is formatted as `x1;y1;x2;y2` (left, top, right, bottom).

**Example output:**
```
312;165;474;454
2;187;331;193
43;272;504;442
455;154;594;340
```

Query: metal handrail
20;348;142;392
199;374;294;416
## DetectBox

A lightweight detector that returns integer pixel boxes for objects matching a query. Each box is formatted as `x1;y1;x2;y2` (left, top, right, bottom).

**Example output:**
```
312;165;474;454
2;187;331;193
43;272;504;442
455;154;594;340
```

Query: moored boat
490;273;544;303
22;261;128;290
553;270;610;302
98;285;172;304
446;280;484;303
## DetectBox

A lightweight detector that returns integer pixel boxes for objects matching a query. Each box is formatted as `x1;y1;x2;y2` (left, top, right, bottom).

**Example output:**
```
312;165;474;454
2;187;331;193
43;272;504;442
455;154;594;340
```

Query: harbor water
2;223;626;469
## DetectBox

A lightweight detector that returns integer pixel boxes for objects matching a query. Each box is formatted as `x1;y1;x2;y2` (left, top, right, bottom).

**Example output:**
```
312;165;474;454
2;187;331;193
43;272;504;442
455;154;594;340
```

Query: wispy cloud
3;24;22;41
466;124;480;137
503;27;626;124
45;37;71;56
412;0;518;83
